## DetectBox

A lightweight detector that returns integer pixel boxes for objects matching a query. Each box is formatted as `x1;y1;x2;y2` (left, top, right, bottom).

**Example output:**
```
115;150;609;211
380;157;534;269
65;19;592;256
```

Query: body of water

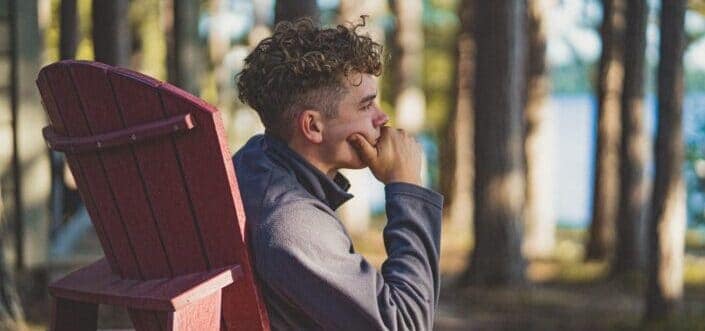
551;92;705;227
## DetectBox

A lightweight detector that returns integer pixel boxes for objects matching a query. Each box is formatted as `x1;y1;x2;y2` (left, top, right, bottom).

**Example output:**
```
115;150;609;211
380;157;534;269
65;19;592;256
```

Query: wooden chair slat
107;69;210;276
37;72;122;273
39;66;141;278
161;86;270;330
211;101;270;330
65;62;171;280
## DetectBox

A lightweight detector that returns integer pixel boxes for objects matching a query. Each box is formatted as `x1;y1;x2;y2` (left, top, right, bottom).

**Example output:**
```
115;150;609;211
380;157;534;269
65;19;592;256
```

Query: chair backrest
37;60;269;330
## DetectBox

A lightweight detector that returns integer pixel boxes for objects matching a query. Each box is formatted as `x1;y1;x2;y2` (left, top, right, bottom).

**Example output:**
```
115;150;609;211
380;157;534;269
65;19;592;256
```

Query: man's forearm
381;182;443;329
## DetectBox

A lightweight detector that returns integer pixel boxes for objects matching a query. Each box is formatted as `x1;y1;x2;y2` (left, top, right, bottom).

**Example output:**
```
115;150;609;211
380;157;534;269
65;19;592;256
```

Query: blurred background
1;0;705;330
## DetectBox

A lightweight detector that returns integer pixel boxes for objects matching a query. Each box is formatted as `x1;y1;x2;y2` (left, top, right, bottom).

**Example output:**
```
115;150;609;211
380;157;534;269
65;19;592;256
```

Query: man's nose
373;111;389;128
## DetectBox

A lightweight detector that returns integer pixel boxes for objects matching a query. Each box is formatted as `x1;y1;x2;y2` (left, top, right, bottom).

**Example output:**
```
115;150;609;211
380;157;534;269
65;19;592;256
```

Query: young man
233;18;443;330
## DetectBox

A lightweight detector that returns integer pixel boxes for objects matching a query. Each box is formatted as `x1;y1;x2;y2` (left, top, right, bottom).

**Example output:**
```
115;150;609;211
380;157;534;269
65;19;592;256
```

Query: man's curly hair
236;17;383;138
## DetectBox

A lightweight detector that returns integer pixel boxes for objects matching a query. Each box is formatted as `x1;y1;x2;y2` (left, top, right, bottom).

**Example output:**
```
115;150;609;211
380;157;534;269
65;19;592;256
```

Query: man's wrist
385;176;423;187
384;182;444;210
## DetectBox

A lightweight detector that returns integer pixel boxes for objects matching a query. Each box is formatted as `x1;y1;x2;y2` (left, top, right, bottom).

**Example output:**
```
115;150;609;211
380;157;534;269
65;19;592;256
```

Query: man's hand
348;127;423;186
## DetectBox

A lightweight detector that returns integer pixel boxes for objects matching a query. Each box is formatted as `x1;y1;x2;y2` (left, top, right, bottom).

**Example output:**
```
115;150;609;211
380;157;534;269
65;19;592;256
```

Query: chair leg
129;290;223;331
128;309;167;330
50;297;98;331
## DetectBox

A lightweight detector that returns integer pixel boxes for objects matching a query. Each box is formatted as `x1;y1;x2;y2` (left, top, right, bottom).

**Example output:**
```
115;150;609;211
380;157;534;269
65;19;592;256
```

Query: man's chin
344;162;367;170
342;158;368;170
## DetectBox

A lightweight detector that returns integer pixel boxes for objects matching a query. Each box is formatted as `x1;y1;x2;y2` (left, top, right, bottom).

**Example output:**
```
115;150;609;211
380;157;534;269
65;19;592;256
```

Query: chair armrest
49;259;242;311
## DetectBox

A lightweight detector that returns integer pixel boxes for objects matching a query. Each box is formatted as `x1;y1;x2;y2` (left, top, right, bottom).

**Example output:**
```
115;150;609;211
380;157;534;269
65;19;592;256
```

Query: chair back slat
106;69;209;276
68;63;174;279
38;70;127;274
160;87;269;329
37;61;269;329
39;66;142;278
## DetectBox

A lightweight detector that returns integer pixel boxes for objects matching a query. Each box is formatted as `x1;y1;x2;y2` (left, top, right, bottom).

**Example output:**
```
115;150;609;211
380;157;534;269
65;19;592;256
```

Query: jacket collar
263;134;353;210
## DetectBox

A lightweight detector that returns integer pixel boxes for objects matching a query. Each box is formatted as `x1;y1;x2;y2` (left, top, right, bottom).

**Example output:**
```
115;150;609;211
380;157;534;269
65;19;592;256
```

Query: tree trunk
463;0;526;286
129;0;167;79
389;0;425;133
166;0;203;95
522;0;554;260
440;0;475;230
645;0;686;321
274;0;319;24
51;0;79;238
60;0;78;59
585;0;626;261
8;0;23;271
10;0;50;270
613;0;648;275
92;0;130;66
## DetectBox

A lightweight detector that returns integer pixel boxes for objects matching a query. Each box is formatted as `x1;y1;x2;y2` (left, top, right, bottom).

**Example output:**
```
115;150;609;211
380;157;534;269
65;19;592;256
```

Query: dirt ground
434;276;705;331
17;224;705;330
355;223;705;331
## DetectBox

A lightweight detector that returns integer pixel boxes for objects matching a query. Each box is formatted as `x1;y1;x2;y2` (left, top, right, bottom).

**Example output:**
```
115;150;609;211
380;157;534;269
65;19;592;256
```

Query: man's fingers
348;133;377;164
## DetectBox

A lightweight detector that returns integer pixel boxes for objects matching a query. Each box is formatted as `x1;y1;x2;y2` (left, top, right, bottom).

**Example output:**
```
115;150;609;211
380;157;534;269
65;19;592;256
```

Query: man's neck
287;138;338;179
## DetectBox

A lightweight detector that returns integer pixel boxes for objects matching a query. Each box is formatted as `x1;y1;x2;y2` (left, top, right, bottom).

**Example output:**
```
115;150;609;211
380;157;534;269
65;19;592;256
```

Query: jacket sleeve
254;182;443;331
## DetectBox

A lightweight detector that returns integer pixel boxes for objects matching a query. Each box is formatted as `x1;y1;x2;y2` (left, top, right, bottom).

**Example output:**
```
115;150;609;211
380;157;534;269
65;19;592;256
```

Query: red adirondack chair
37;60;270;331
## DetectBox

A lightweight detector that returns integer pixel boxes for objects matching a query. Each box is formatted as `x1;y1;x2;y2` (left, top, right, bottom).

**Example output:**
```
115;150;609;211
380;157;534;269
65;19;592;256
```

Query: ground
17;221;705;330
352;221;705;331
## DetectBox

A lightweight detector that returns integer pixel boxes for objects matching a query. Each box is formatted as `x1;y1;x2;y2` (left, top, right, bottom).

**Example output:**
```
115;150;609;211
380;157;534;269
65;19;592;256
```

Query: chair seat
50;258;243;311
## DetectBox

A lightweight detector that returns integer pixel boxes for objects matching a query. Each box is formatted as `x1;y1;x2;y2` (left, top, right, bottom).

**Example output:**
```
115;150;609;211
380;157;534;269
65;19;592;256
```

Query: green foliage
686;70;705;92
44;0;60;62
129;0;166;79
549;62;597;94
43;0;94;64
548;63;705;94
381;0;458;134
684;95;705;226
424;48;455;132
421;1;458;134
690;0;705;17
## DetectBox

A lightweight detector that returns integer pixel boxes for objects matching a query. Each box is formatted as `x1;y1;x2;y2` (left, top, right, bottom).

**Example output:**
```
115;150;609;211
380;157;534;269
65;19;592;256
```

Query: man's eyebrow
358;93;377;105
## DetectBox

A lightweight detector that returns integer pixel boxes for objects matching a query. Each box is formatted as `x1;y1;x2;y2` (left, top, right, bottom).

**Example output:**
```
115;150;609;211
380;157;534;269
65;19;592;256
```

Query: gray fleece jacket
233;134;443;331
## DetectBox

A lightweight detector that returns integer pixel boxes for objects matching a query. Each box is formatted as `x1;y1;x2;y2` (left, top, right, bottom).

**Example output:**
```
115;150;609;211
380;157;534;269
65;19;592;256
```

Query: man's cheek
345;143;367;167
344;120;375;141
350;130;376;146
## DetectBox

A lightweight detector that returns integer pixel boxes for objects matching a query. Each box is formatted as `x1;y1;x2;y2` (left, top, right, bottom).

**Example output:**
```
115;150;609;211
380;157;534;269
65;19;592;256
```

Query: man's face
319;73;388;171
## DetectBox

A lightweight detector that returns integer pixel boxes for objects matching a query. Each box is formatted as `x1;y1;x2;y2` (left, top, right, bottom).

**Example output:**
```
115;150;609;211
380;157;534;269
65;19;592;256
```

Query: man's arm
381;182;442;328
256;185;442;330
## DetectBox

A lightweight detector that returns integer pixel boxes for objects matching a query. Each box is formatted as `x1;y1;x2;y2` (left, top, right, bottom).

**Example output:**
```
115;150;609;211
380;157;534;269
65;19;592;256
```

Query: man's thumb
349;134;376;163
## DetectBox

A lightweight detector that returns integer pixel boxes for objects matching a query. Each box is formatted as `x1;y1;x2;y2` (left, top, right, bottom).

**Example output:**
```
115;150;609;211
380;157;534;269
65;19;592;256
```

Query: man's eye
361;103;373;111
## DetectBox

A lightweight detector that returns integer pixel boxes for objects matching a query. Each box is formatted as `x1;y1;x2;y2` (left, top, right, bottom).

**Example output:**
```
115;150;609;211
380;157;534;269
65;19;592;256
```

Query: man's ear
297;109;324;144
